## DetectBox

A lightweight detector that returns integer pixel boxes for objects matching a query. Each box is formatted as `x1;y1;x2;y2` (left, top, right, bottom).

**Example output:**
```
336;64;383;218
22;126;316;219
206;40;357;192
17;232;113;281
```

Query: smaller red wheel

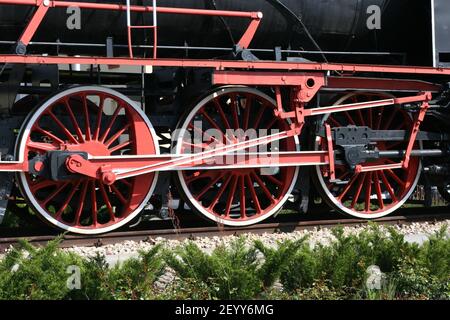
314;92;421;219
17;86;159;234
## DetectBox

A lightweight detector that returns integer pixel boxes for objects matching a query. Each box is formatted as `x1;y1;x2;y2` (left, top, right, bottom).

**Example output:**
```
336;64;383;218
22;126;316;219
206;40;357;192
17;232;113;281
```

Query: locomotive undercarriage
0;63;450;232
0;1;449;233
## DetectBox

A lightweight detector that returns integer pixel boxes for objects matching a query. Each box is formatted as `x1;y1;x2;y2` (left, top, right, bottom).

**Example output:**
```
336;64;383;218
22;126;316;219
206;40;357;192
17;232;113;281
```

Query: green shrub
0;237;84;300
76;245;165;300
107;245;165;300
75;253;113;300
164;237;303;300
0;224;447;300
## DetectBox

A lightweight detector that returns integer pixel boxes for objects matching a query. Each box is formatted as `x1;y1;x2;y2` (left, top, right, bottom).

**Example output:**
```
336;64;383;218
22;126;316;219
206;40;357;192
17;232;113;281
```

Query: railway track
1;210;449;253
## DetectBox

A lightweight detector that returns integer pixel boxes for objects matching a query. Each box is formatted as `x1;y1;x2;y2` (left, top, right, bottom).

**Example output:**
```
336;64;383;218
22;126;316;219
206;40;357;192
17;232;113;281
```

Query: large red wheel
16;86;159;234
173;87;299;226
314;92;421;219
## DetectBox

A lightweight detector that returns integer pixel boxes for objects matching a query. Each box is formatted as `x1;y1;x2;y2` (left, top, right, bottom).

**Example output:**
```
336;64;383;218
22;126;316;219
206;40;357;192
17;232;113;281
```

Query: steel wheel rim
314;92;421;219
174;87;299;226
17;86;159;234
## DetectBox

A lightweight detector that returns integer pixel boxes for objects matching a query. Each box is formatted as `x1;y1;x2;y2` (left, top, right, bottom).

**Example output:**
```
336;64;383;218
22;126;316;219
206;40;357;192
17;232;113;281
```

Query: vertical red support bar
402;100;430;169
325;124;336;181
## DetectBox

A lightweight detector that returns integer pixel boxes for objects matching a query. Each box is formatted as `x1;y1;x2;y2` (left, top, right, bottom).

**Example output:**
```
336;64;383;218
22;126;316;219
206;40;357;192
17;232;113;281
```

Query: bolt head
34;161;44;172
102;172;116;185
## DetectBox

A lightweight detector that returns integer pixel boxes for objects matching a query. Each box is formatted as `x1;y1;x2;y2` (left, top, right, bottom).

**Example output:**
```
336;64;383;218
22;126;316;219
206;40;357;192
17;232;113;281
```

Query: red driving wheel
174;87;299;226
17;86;159;234
314;92;421;218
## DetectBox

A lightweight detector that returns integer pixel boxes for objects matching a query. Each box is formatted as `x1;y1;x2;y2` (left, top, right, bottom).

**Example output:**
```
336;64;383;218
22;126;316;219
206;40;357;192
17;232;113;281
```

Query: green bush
0;224;448;300
164;237;303;300
76;245;165;300
280;224;449;300
0;237;84;300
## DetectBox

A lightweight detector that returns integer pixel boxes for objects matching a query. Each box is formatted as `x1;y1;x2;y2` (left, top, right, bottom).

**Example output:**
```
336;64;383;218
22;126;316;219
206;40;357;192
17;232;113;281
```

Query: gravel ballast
64;220;450;260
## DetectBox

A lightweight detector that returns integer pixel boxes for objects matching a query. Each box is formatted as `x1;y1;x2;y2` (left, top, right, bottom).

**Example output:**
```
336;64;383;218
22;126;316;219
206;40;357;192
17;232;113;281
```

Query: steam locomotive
0;0;449;234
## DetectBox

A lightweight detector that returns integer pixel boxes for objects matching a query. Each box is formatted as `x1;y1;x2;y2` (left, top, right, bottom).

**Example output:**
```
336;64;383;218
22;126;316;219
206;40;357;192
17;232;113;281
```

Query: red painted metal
66;151;329;183
326;76;441;92
213;72;442;93
0;0;260;18
402;101;430;168
1;55;450;77
18;0;49;46
304;93;431;117
325;124;335;181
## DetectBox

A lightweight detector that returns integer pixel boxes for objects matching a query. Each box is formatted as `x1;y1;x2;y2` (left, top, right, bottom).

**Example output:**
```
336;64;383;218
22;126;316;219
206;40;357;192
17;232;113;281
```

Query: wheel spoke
242;96;252;131
373;172;384;209
252;171;275;203
74;181;89;225
42;182;70;206
245;174;262;214
239;176;246;218
27;141;59;152
327;116;341;127
344;112;356;125
82;94;92;141
47;110;79;144
64;99;85;143
34;125;65;145
382;107;398;130
110;184;128;205
262;174;283;187
105;124;130;148
253;106;265;129
55;181;81;220
379;171;398;202
375;107;384;130
385;169;405;188
230;94;240;129
364;172;373;212
185;170;218;184
99;182;116;222
224;175;238;217
350;173;366;209
93;96;105;140
264;117;277;130
208;175;232;210
91;180;98;226
109;140;131;153
195;173;223;200
337;174;359;201
214;99;231;130
100;105;123;143
356;110;365;126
